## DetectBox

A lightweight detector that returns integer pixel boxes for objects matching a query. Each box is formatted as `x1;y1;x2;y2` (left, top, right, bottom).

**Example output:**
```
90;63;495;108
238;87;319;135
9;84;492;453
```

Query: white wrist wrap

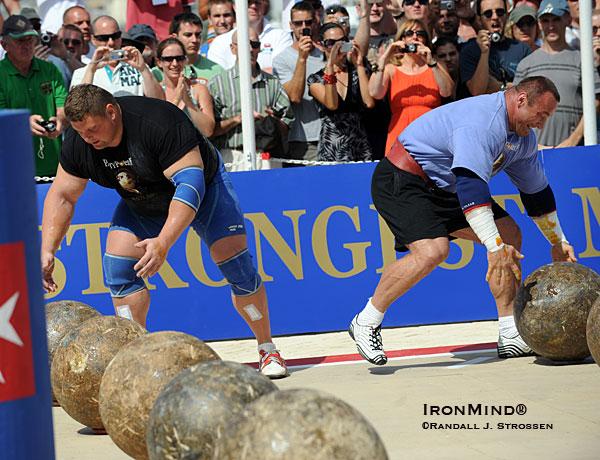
533;211;568;245
465;206;504;252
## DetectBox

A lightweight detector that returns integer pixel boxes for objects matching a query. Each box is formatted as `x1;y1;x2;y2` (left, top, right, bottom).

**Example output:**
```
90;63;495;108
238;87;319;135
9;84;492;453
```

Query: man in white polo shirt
207;0;292;73
70;15;163;99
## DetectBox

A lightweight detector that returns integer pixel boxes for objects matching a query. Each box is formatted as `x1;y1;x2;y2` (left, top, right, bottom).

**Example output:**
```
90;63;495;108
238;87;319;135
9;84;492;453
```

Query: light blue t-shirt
399;91;547;195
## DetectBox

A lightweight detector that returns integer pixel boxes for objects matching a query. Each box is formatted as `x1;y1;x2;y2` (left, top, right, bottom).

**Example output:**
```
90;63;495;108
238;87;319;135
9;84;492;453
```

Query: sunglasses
93;31;122;42
515;18;536;27
322;36;349;48
292;19;314;27
401;29;428;38
403;0;429;6
232;40;261;49
159;54;186;63
481;8;506;18
62;38;82;46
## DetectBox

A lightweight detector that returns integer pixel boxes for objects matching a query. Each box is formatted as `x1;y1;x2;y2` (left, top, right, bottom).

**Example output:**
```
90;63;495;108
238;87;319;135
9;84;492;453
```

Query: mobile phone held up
339;42;353;53
302;27;311;37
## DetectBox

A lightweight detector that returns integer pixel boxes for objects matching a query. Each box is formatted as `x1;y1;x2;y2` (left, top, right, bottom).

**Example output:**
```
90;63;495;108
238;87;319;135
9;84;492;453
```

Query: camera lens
41;121;57;133
40;33;52;46
490;32;501;43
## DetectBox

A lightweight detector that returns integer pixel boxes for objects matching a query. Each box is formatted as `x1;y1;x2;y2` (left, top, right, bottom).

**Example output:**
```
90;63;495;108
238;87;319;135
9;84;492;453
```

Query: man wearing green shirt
0;15;68;179
152;12;223;85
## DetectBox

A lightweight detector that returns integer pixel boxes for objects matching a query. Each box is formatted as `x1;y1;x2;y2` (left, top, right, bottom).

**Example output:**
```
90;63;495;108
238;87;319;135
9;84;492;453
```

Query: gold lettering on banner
439;239;475;269
369;204;397;273
312;206;371;278
185;229;227;287
572;187;600;258
66;223;110;295
493;194;524;213
244;210;306;281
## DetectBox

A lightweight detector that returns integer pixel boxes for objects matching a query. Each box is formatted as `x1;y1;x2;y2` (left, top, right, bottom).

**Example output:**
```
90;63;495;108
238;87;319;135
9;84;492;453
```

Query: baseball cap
537;0;570;18
16;7;41;21
509;5;537;24
121;31;146;53
127;24;157;41
2;15;39;39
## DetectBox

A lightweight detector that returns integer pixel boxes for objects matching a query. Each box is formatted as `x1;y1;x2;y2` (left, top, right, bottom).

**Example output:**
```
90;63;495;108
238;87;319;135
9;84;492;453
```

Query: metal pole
236;0;258;170
580;0;598;145
0;109;55;459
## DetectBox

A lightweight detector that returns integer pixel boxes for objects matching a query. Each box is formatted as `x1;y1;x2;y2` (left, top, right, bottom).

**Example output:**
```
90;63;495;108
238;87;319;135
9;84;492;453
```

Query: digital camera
490;32;501;43
108;49;126;61
40;33;52;46
40;120;57;133
440;0;455;10
339;42;354;53
402;43;418;53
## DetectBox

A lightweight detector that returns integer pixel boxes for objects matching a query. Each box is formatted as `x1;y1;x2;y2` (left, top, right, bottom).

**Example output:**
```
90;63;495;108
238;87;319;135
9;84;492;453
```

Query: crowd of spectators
1;0;599;180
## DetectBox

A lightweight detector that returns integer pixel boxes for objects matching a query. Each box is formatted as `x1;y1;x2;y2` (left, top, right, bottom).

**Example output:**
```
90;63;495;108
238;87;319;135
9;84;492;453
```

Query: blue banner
38;146;600;341
1;110;55;459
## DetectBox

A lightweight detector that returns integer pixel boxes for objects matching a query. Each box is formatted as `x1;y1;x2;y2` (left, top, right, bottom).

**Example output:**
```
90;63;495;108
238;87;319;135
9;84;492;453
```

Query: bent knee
413;241;450;269
498;218;522;249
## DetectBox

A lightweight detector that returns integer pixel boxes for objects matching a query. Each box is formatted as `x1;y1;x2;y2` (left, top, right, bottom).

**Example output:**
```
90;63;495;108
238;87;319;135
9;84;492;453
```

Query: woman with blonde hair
156;37;215;137
368;19;454;155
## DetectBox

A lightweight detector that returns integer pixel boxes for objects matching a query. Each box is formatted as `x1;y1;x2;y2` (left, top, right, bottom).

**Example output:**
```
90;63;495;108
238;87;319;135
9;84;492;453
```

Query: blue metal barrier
0;110;55;459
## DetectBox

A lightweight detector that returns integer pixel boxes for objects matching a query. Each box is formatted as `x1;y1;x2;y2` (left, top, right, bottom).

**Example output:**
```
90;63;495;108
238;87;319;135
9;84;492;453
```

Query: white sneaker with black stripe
497;333;535;358
349;315;388;365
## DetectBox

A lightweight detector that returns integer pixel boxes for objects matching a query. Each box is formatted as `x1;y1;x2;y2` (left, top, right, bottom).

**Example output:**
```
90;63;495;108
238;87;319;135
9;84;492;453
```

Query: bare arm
555;98;600;148
353;46;375;109
282;36;313;104
185;82;216;137
308;45;340;111
134;148;204;278
430;63;455;98
353;0;370;57
2;0;21;14
213;113;242;137
368;41;401;99
466;30;492;96
41;165;88;291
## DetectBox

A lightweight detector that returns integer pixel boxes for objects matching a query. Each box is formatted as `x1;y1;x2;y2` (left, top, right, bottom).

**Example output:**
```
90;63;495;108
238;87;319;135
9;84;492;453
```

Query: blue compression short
108;161;246;246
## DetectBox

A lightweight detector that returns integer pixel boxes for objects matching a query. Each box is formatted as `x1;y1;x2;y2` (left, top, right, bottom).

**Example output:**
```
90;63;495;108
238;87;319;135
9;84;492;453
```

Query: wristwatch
371;63;383;73
427;59;438;68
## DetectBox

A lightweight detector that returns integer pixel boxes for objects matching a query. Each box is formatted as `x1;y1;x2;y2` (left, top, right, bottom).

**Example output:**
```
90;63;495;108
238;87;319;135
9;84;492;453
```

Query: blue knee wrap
103;253;146;298
216;249;262;297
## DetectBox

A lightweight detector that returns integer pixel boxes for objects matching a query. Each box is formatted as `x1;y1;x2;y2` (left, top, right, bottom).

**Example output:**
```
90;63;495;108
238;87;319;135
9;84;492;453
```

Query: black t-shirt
60;96;219;217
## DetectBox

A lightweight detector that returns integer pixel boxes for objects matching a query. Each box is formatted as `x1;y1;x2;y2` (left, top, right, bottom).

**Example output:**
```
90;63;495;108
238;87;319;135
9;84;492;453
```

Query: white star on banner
0;370;4;384
0;292;23;346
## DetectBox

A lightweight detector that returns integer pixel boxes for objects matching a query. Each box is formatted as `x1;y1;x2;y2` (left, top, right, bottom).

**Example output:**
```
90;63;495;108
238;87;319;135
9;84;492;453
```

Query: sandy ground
52;320;600;460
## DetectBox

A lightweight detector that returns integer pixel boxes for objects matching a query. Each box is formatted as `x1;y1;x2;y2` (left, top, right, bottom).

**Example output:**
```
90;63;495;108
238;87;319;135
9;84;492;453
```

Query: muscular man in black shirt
40;84;287;378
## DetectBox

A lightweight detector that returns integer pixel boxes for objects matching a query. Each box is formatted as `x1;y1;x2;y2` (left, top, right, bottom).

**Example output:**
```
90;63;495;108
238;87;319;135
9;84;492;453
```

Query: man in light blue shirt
348;76;577;366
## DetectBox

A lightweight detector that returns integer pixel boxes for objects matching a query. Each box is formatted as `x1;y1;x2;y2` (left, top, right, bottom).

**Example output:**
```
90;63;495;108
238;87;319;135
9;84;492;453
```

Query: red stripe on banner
246;342;497;369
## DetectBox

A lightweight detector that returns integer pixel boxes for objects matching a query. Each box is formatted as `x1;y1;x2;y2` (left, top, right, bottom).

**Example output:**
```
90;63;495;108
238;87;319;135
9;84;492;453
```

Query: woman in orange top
368;19;454;155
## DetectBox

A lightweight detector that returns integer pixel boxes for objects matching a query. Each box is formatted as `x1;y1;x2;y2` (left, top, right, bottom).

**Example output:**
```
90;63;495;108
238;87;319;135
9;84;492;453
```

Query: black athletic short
371;158;509;252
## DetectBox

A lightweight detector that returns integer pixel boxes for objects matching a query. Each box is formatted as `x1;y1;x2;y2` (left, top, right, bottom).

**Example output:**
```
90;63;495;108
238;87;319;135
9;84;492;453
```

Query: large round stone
147;360;278;460
586;297;600;367
51;315;147;430
46;300;101;366
45;300;101;404
514;262;600;361
99;331;221;460
212;388;389;460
